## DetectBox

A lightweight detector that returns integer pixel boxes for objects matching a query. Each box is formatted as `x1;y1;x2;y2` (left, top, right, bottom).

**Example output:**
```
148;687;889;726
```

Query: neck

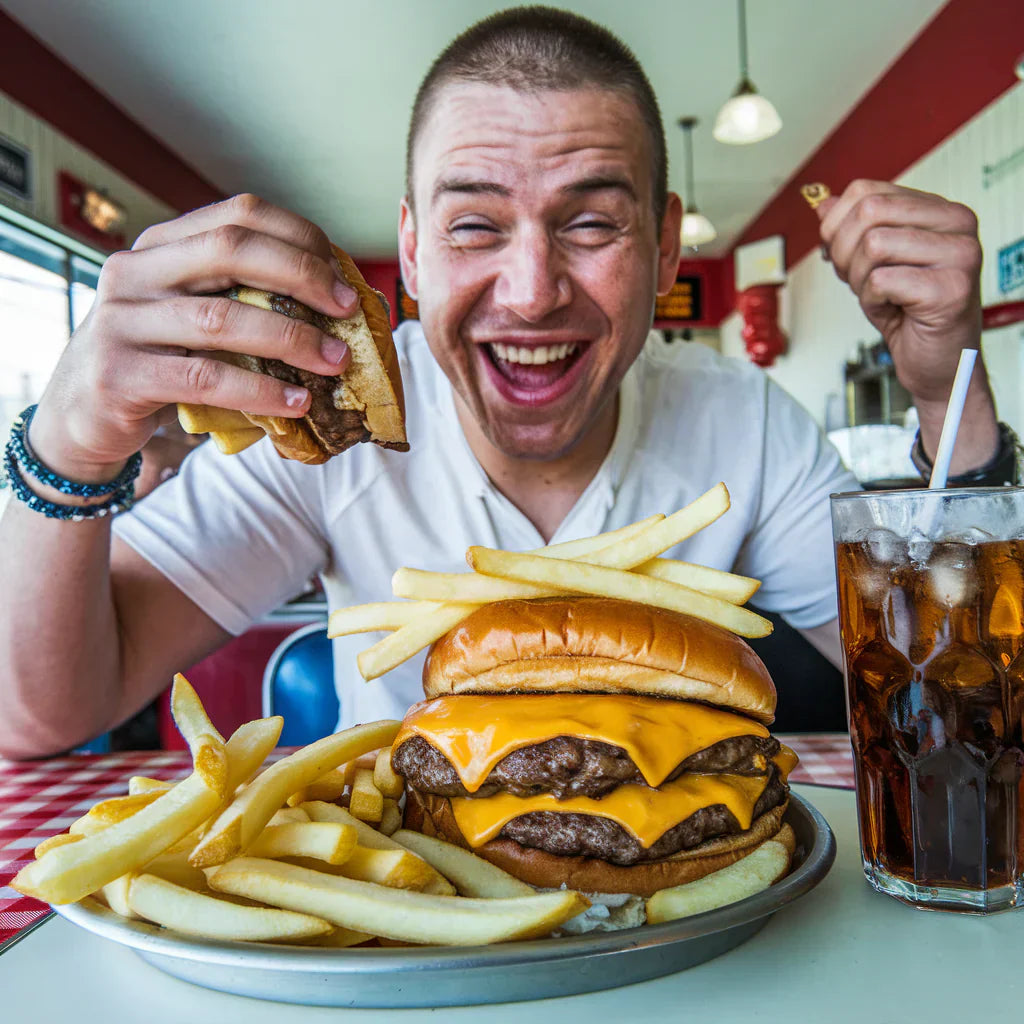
454;395;619;543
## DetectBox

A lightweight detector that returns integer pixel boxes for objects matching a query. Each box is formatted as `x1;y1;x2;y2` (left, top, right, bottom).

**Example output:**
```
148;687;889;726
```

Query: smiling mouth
483;341;586;390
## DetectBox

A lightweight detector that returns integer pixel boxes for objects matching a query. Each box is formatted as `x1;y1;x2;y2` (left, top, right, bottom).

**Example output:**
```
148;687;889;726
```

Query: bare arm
0;194;357;760
0;499;229;759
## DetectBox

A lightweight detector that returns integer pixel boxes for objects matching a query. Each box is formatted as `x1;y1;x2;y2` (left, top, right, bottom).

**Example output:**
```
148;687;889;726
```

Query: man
0;8;1001;759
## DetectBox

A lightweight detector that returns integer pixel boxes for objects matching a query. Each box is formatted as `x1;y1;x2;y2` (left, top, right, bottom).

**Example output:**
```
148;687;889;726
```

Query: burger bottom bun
404;790;788;897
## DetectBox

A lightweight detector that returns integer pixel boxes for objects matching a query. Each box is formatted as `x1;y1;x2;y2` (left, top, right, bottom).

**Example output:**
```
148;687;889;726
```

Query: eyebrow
431;177;511;204
562;175;637;202
431;174;638;206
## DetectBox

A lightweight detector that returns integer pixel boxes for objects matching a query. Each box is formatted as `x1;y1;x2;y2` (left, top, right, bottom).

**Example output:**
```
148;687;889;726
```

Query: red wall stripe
733;0;1024;269
0;11;223;214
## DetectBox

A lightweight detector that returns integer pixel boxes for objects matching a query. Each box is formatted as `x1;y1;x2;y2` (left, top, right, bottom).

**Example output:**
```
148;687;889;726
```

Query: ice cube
863;528;908;567
907;528;933;567
926;542;977;607
941;527;993;546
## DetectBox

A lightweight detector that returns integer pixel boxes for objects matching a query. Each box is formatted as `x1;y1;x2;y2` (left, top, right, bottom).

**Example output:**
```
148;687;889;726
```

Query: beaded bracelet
7;404;142;498
2;449;136;520
2;404;141;520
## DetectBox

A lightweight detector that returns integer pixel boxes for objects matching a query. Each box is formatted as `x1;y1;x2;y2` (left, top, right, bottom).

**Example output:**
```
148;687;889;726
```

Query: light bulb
713;91;782;145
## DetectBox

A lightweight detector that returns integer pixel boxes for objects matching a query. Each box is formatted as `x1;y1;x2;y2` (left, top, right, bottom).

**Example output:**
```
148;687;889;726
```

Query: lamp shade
713;85;782;145
680;210;717;247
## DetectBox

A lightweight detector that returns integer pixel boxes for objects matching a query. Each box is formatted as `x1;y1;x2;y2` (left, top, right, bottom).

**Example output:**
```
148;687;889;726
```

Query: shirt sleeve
113;438;329;635
733;378;860;629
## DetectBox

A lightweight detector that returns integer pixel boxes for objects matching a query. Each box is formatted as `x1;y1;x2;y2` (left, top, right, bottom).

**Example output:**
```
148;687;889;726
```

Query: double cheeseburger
392;597;797;910
196;244;408;464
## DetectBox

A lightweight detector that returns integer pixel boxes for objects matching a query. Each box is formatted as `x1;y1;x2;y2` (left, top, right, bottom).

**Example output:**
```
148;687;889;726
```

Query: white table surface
2;785;1021;1023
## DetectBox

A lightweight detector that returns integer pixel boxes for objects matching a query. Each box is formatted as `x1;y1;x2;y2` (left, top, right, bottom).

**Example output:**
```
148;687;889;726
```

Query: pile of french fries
13;676;589;946
329;482;773;680
14;673;796;945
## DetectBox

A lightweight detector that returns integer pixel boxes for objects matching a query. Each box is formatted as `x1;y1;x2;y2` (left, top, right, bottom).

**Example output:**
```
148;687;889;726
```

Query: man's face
400;84;681;461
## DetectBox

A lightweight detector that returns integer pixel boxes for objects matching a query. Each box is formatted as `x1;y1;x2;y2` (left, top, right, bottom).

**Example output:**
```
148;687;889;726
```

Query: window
0;214;104;511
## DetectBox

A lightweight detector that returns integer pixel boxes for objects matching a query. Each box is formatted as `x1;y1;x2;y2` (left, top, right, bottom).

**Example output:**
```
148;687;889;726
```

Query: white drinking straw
928;347;979;488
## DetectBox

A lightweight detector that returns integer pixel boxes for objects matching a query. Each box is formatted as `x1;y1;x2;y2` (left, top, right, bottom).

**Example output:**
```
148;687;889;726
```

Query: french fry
333;518;666;640
128;873;333;942
356;603;477;681
583;483;730;568
189;719;400;868
34;832;83;858
68;792;164;835
282;925;374;947
373;749;404;799
330;845;437;890
349;768;383;823
100;874;139;919
391;830;535;898
177;403;253;435
206;858;590;945
13;762;226;904
140;847;209;891
209;428;265;455
645;838;791;923
301;802;456;895
170;674;228;794
327;600;442;636
300;768;348;804
379;800;402;837
634;559;760;605
466;547;772;639
389;517;671;606
269;806;311;826
247;822;358;866
128;777;173;797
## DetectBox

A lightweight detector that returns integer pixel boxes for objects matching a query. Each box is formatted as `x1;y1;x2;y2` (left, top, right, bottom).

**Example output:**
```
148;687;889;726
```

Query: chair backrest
261;622;339;745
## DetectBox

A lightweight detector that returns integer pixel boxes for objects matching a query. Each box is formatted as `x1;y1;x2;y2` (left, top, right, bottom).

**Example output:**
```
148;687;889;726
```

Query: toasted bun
423;597;776;724
204;245;408;463
404;789;788;897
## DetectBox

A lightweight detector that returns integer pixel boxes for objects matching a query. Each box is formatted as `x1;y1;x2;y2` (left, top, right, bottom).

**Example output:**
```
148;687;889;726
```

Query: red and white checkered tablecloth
0;735;854;950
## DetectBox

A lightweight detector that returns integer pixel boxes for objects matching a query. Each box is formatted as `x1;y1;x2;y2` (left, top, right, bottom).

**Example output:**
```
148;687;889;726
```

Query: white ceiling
3;0;948;256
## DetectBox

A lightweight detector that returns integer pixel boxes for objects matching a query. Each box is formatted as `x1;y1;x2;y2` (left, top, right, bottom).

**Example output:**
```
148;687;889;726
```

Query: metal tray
54;792;835;1008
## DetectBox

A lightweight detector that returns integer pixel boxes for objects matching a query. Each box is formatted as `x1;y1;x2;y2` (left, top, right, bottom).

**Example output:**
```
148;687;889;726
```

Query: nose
492;228;572;323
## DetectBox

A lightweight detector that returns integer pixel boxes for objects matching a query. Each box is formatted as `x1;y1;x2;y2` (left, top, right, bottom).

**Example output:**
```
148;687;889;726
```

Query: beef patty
497;771;788;864
392;733;782;801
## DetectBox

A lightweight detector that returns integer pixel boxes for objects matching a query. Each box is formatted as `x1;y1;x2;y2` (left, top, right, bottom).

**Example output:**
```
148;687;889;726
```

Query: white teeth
489;343;578;365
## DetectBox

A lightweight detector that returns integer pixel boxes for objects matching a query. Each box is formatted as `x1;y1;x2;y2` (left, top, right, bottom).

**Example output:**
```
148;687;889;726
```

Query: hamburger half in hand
391;597;797;929
179;244;408;463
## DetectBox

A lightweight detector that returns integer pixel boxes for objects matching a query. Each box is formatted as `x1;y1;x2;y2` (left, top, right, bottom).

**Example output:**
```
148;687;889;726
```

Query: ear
398;197;419;300
657;192;684;295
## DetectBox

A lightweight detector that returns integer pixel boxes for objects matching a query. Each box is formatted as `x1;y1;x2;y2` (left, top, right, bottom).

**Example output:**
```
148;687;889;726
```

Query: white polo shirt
114;321;857;728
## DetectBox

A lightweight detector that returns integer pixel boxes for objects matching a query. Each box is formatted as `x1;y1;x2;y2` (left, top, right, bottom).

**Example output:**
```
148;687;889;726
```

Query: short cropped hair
406;6;668;223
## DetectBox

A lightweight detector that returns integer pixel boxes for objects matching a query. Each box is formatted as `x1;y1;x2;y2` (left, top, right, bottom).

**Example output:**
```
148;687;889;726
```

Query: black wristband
910;421;1020;486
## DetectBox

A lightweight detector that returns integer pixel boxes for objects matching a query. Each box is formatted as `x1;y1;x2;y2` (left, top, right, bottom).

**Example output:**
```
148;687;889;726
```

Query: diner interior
1;0;1023;1018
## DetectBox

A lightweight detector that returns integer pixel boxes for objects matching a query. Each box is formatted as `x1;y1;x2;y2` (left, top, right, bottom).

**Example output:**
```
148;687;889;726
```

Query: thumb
813;195;838;222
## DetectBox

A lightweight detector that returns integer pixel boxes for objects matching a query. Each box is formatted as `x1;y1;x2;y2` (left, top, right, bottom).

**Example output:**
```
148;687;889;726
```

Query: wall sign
655;275;703;322
998;238;1024;294
0;133;32;202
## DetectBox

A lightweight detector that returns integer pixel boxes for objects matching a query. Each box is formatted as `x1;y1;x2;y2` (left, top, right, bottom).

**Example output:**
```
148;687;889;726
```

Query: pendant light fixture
678;117;717;248
713;0;782;145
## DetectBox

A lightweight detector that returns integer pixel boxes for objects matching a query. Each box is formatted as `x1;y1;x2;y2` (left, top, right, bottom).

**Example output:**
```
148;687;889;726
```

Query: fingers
95;296;350;376
846;226;981;300
101;228;359;320
139;353;314;420
860;264;978;329
132;193;332;264
821;180;978;277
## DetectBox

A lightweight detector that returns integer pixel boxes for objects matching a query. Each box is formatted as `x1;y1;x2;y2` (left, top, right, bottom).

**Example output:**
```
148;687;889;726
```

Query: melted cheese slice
452;771;776;849
395;694;771;792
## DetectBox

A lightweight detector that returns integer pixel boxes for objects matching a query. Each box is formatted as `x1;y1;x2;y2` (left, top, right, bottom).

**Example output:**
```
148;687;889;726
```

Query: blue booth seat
261;622;339;745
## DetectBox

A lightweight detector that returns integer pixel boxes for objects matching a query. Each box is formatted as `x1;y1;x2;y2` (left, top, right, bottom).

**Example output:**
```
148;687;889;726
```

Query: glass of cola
831;487;1024;912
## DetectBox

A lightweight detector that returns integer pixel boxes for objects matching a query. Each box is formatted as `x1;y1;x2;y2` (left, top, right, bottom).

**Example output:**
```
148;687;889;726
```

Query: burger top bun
422;597;777;724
